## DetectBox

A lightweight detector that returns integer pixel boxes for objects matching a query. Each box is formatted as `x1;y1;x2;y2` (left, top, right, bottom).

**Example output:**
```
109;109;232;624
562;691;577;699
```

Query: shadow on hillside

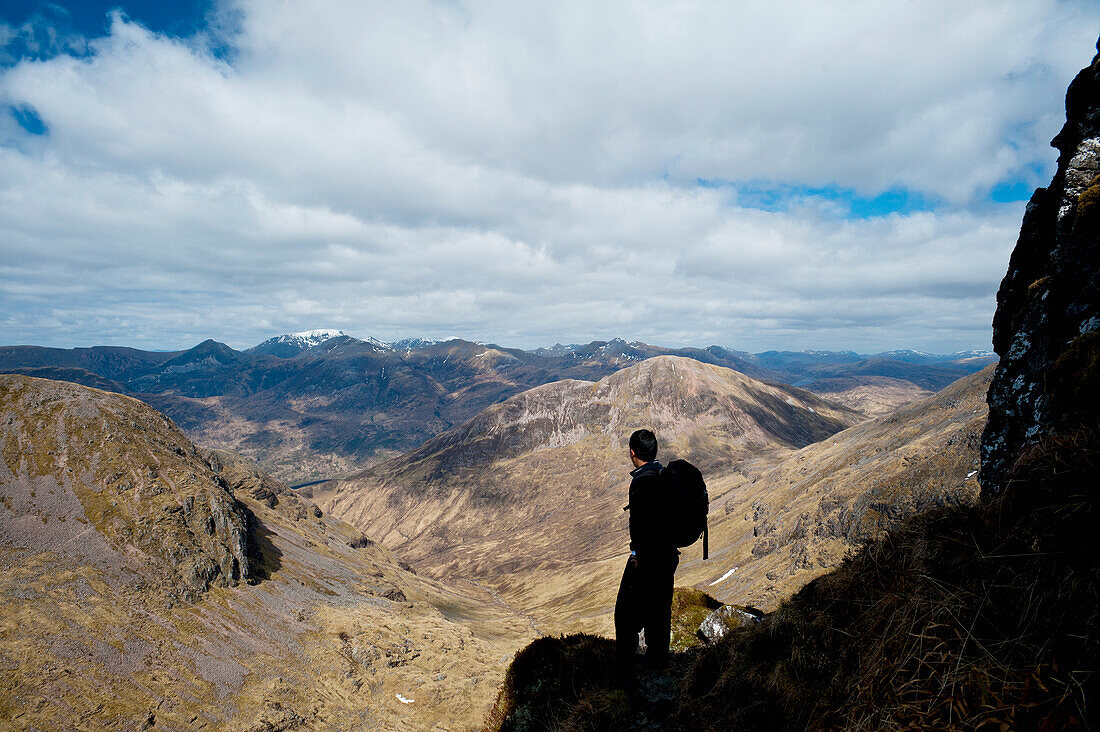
486;588;730;731
485;633;699;731
244;507;283;581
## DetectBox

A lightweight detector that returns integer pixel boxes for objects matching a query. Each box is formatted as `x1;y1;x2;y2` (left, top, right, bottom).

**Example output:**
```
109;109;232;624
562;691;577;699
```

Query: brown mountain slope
804;375;934;417
1;374;255;596
675;364;993;610
314;356;863;634
0;375;533;731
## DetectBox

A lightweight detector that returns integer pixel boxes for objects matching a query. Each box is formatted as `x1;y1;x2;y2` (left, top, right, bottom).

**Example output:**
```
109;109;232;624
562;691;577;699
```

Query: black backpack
661;459;709;559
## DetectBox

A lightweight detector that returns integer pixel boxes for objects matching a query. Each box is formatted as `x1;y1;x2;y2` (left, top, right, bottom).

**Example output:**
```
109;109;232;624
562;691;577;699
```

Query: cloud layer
1;1;1097;352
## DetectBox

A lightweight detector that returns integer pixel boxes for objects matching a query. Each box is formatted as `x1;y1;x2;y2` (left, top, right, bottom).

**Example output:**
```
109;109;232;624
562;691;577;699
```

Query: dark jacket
627;460;677;557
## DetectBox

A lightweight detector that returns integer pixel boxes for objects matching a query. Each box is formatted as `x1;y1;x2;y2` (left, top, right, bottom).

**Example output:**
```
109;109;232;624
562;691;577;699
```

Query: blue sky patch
698;179;941;219
1;1;215;66
847;188;939;217
9;104;48;135
990;179;1035;203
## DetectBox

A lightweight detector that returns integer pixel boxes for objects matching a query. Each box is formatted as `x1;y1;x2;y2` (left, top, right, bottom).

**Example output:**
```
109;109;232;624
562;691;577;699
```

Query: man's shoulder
629;461;663;485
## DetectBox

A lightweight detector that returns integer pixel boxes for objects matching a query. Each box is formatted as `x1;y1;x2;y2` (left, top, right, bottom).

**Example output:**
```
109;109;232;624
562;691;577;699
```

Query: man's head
629;429;658;465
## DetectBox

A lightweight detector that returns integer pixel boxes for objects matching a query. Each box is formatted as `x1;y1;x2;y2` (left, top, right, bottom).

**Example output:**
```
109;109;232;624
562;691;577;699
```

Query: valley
313;357;991;636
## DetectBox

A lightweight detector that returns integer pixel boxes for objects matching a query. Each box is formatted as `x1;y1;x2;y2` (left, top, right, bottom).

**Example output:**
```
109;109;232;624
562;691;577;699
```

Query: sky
1;1;1097;354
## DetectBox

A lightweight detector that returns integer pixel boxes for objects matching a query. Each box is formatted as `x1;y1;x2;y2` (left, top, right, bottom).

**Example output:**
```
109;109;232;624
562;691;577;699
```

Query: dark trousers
614;551;678;674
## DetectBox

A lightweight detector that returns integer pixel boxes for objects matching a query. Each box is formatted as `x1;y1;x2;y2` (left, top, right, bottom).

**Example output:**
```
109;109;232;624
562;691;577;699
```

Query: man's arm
627;473;661;554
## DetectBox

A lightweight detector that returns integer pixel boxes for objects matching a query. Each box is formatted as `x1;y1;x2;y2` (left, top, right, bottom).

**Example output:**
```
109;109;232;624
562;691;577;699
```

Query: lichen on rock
982;39;1100;497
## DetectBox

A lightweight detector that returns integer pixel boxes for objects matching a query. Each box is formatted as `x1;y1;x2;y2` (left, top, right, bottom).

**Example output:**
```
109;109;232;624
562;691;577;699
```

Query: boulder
698;605;764;643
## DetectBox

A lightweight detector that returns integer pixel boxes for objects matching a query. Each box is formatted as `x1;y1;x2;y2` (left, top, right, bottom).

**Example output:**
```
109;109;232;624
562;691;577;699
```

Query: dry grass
484;634;622;732
485;588;731;730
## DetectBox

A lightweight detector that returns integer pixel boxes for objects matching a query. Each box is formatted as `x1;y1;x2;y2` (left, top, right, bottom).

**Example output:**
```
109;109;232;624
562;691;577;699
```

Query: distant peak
392;337;439;351
246;329;380;357
189;339;236;354
287;328;346;340
622;353;712;376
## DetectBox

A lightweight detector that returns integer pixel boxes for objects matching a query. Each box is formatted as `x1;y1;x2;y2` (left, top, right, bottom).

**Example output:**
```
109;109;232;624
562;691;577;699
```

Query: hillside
1;336;992;484
313;356;865;633
674;365;992;610
0;375;534;730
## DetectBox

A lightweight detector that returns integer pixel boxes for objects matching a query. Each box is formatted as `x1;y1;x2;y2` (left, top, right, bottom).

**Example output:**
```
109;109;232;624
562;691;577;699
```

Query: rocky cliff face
982;41;1100;497
0;374;254;595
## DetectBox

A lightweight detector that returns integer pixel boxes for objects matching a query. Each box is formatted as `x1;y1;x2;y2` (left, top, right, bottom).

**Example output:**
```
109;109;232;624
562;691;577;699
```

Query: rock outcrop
203;447;311;517
0;374;255;595
697;604;763;643
982;40;1100;497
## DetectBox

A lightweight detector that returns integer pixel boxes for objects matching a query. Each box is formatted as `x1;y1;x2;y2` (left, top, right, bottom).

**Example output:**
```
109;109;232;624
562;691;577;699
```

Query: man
615;428;679;680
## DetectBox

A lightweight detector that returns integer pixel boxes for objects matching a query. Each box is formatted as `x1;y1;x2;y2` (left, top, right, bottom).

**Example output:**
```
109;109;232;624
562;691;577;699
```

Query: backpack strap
702;521;709;560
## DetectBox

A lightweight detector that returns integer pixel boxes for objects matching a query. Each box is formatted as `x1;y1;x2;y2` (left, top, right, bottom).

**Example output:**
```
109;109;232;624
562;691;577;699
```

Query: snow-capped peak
248;329;366;357
950;349;996;359
286;329;346;343
391;338;439;351
269;329;347;348
878;349;935;358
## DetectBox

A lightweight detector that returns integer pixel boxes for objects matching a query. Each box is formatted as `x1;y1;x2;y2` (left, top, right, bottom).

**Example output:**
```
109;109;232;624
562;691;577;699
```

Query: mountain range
0;332;994;484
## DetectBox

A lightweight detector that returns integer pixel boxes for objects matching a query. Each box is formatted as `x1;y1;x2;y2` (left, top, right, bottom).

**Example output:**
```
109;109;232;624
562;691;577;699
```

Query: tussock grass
484;634;622;731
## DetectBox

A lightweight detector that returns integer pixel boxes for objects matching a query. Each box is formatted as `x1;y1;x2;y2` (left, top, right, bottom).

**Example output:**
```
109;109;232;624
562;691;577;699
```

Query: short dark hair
629;429;658;462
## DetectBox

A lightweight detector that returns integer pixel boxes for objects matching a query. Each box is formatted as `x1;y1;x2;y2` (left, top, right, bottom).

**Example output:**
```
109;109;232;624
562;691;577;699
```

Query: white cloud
0;1;1096;352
